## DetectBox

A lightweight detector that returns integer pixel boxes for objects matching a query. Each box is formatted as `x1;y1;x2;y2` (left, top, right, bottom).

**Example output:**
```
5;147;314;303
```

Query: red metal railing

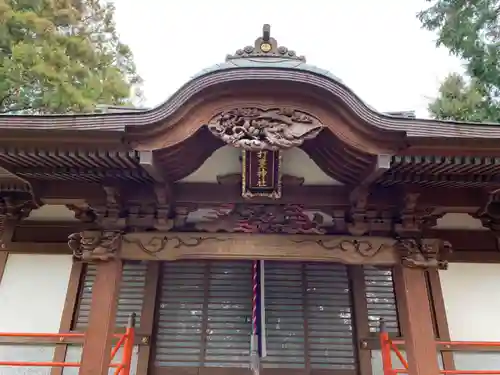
379;319;500;375
0;314;136;375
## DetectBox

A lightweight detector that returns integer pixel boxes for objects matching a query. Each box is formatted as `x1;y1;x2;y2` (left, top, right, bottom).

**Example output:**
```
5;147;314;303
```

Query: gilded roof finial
226;24;306;62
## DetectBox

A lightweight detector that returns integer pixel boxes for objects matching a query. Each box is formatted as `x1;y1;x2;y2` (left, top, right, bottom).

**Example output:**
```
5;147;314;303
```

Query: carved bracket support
346;189;393;236
71;184;175;232
94;186;126;229
475;188;500;234
348;188;370;236
394;192;443;234
68;230;123;262
0;197;37;221
395;236;452;270
152;184;173;231
0;197;38;249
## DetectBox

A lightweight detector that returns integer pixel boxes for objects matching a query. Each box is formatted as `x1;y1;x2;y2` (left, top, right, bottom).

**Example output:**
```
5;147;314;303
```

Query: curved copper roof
0;25;497;141
0;26;499;191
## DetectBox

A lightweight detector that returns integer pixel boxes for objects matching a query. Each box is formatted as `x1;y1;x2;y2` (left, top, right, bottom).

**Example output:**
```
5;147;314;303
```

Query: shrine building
0;25;499;375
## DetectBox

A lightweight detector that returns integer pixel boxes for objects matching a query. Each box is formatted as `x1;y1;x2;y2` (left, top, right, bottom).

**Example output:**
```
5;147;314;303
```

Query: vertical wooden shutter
155;261;205;367
363;266;400;334
154;260;252;369
263;261;356;371
263;262;306;369
205;261;252;367
74;261;147;330
305;262;356;370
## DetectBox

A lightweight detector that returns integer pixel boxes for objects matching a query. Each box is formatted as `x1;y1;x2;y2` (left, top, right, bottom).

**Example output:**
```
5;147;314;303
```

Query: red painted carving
195;204;325;234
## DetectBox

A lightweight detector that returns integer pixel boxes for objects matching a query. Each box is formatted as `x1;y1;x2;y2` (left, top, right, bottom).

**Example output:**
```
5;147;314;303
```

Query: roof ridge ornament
226;24;306;62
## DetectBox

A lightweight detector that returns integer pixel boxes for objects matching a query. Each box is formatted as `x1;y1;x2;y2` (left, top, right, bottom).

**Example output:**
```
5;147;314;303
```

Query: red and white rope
252;260;258;335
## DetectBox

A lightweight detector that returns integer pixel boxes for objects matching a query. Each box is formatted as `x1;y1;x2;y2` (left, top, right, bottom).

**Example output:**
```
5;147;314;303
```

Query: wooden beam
175;183;353;206
139;151;165;183
349;266;373;375
4;242;71;254
174;182;487;209
0;333;145;346
427;269;455;371
366;155;392;185
7;240;498;265
0;251;8;284
26;180;489;210
51;261;83;375
446;250;500;263
426;229;497;252
5;228;498;258
79;260;122;375
39;182;104;202
136;262;160;374
393;265;440;375
120;232;399;264
363;337;500;353
350;154;392;201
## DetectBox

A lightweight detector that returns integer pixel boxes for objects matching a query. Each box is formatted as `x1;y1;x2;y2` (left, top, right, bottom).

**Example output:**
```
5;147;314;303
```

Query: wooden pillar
79;259;122;375
349;266;373;375
0;217;14;283
136;262;160;374
51;261;84;375
0;251;8;283
394;265;440;375
427;269;455;371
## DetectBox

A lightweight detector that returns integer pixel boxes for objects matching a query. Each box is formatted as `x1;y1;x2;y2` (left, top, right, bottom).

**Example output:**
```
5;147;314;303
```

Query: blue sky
113;0;463;118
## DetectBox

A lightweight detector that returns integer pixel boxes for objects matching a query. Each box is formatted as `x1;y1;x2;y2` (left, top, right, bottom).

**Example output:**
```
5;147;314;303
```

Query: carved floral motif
207;108;324;151
68;230;123;262
194;204;325;234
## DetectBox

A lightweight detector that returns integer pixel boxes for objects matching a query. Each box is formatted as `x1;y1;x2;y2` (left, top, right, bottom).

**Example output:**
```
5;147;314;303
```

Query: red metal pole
110;333;127;362
121;313;136;375
380;319;394;375
0;362;80;367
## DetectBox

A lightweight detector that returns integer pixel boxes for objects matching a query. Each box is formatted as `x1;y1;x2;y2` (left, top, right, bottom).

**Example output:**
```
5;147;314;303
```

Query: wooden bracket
139;151;167;183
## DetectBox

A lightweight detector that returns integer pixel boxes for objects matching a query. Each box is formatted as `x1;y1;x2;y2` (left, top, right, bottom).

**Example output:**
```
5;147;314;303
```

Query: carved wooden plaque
242;150;282;199
207;108;324;151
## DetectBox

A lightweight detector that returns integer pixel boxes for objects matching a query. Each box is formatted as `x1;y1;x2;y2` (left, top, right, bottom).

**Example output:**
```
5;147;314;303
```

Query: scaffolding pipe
0;313;136;373
379;319;500;375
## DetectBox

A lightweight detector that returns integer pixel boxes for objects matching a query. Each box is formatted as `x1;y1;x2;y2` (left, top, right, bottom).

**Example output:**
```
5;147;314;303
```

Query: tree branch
0;105;36;115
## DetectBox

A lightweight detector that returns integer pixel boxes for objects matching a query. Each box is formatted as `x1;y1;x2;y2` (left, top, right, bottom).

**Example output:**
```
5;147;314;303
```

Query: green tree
418;0;500;122
0;0;142;114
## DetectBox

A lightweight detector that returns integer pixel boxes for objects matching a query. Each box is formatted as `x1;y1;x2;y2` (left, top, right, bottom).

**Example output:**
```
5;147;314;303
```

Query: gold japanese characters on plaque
242;150;282;199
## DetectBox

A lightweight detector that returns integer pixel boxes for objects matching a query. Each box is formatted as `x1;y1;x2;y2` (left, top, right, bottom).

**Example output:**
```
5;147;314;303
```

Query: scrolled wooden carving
119;232;399;265
207;108;324;150
195;203;325;234
68;230;123;262
395;237;451;270
122;235;225;258
290;238;391;257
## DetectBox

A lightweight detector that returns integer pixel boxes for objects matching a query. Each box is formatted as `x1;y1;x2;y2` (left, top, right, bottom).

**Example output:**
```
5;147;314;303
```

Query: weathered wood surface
120;232;399;265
